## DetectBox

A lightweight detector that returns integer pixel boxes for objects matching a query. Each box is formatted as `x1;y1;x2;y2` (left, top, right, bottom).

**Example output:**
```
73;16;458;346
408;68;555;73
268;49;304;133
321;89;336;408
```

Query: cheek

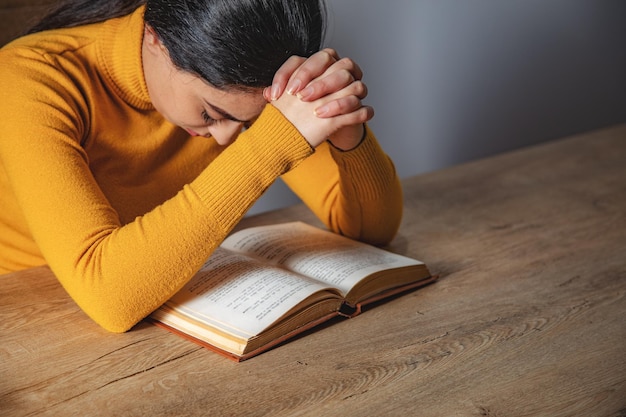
156;91;199;127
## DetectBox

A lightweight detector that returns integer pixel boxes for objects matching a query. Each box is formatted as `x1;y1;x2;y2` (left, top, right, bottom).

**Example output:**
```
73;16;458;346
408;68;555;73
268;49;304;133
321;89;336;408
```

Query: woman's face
142;27;267;146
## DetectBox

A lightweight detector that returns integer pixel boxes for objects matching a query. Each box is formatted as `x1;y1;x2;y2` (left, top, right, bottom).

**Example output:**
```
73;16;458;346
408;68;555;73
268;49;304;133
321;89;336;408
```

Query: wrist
328;124;366;152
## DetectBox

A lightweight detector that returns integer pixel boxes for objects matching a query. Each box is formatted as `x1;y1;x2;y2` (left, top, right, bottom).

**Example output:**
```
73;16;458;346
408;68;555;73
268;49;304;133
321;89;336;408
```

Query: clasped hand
265;48;374;151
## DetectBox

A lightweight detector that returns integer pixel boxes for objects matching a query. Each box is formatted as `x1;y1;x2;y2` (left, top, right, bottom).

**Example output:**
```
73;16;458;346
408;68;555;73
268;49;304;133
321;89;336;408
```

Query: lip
185;128;201;136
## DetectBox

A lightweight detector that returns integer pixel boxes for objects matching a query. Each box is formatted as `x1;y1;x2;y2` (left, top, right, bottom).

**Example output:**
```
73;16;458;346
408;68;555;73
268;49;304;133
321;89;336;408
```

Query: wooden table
2;125;625;416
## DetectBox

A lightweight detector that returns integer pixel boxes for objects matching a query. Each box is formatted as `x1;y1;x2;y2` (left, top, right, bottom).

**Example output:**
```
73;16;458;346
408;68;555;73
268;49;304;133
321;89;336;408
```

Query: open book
150;222;435;361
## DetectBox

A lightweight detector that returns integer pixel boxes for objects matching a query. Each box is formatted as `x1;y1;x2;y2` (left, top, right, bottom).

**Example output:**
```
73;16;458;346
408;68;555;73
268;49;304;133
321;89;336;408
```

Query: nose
207;120;244;146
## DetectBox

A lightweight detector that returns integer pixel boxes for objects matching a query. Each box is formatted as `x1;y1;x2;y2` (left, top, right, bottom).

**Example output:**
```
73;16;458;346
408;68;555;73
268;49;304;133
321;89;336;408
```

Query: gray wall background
249;0;626;215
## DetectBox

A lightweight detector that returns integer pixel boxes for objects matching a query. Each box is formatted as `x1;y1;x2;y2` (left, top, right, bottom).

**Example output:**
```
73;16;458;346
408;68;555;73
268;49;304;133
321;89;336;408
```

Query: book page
222;222;423;295
166;247;336;339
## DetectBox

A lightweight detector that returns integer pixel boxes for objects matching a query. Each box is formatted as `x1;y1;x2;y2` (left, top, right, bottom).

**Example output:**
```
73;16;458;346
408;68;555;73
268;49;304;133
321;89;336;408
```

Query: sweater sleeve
281;124;404;246
0;49;312;332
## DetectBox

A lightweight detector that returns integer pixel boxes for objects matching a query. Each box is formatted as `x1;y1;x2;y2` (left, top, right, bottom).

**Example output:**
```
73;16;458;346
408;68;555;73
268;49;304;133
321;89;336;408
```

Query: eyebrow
205;101;247;123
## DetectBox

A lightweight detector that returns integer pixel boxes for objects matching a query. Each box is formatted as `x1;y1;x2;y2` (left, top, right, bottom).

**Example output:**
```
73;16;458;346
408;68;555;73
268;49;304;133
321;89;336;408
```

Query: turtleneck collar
98;5;153;110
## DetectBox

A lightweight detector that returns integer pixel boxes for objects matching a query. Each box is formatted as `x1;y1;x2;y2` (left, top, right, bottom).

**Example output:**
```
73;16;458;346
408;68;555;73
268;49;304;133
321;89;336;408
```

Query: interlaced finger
266;55;307;101
284;48;341;95
312;80;371;119
296;58;365;102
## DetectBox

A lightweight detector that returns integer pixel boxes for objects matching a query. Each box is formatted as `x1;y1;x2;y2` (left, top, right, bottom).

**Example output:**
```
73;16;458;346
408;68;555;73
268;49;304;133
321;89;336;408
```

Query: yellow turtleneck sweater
0;7;403;332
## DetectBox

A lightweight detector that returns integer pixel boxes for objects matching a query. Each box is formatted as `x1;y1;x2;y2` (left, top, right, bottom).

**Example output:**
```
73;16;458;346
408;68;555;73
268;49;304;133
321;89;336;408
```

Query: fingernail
286;79;301;95
314;105;329;117
297;86;314;100
271;84;280;101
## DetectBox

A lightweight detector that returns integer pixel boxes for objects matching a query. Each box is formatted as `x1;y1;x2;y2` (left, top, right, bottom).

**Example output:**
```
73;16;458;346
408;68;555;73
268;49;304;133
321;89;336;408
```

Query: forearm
67;106;312;332
283;124;403;246
3;106;312;332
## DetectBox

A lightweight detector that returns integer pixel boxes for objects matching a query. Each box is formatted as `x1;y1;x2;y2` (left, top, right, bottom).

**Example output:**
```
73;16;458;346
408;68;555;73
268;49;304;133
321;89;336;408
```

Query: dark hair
28;0;326;90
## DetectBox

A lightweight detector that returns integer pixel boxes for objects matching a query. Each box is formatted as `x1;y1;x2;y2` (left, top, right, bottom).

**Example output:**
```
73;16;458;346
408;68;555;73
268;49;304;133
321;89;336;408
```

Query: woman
0;0;403;332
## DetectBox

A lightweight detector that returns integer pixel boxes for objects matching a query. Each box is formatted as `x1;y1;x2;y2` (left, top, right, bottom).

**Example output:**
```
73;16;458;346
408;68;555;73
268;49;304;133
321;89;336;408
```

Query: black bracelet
327;123;367;152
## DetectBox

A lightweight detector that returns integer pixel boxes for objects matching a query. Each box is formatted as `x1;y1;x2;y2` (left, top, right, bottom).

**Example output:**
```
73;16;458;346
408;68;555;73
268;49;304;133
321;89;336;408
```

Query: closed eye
201;110;218;126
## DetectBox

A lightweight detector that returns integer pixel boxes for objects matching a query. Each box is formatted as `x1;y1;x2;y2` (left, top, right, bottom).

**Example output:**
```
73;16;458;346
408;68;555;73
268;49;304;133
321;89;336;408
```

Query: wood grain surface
1;124;625;416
